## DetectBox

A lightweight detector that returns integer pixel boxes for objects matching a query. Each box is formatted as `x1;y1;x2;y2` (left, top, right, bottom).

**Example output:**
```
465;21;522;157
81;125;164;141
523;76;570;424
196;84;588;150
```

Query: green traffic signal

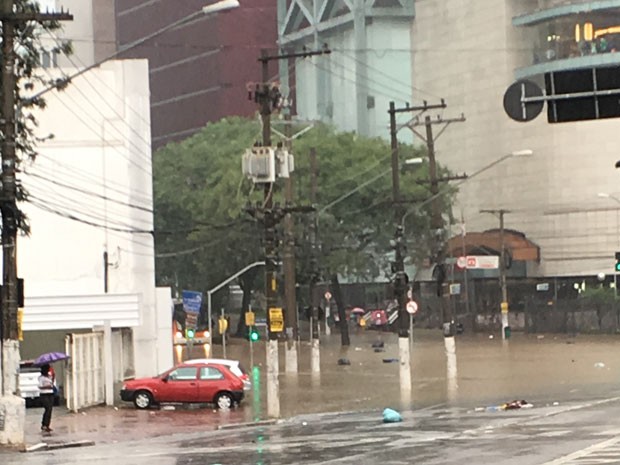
616;261;620;273
186;328;195;339
249;327;260;342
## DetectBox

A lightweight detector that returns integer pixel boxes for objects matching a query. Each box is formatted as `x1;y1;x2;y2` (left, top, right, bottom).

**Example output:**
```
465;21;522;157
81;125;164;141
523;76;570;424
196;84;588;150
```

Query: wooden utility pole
308;147;320;372
0;0;72;446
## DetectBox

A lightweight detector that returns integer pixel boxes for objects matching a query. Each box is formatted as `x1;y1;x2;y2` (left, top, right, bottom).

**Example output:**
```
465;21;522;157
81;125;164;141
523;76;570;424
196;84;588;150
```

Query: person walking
38;364;55;432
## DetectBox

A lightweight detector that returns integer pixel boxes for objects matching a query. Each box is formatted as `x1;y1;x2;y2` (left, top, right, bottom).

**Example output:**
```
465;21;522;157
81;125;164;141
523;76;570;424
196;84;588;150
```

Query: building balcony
513;1;620;78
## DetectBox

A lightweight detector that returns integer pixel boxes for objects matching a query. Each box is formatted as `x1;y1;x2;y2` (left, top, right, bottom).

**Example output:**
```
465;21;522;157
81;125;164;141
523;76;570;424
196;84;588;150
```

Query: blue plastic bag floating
382;408;402;423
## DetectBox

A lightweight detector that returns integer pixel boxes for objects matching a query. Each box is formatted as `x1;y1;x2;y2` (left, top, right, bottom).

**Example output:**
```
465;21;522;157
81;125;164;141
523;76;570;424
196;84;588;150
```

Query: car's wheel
215;392;234;410
133;390;153;409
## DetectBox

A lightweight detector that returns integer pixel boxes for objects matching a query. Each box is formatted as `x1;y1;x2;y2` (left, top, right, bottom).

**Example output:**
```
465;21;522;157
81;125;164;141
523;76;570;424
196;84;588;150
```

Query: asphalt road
5;394;620;464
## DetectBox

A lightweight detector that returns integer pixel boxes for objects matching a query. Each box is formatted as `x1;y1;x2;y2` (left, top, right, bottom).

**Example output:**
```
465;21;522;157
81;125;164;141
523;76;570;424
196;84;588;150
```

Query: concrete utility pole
308;148;320;373
283;114;298;374
405;107;466;398
0;0;72;446
480;209;511;339
254;47;329;418
388;100;449;393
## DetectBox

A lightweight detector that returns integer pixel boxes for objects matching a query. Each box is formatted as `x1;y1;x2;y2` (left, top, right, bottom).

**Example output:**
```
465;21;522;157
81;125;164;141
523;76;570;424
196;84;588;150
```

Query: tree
153;117;453;330
7;0;72;234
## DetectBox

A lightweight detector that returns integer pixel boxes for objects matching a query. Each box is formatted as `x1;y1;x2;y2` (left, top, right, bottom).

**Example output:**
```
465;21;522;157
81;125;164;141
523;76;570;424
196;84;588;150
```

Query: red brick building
115;0;278;148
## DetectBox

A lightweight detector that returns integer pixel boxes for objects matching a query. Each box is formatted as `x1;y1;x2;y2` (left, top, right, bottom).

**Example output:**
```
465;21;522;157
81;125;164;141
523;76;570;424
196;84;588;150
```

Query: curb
23;439;95;453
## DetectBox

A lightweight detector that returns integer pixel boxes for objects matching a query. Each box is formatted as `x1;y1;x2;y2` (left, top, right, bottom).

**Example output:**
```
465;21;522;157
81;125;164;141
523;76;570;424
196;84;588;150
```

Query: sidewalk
23;402;254;449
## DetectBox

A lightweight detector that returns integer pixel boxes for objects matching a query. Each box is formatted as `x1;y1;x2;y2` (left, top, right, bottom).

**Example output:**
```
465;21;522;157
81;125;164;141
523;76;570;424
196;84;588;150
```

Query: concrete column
398;336;411;393
0;340;24;447
285;341;298;374
445;336;458;403
266;339;280;418
311;339;320;374
103;321;114;406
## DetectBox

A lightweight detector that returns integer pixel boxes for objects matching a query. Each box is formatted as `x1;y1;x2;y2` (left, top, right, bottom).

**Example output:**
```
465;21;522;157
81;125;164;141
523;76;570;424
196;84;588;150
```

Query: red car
120;362;244;410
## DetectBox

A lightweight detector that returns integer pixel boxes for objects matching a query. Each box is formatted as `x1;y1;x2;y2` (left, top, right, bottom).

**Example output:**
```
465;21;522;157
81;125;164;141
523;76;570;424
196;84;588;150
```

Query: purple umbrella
34;352;69;366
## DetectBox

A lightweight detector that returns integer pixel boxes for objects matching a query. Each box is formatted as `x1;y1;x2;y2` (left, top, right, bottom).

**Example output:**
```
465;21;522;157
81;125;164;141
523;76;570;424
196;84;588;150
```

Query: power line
25;170;154;213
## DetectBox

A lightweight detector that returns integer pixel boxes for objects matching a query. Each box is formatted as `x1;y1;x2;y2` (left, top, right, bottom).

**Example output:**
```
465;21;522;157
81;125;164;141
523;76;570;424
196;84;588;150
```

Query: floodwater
20;329;620;447
188;329;620;418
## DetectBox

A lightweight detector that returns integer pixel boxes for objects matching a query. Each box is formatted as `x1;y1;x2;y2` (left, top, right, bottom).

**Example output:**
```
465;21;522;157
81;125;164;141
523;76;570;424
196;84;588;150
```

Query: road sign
503;79;544;122
185;312;198;329
245;311;255;326
269;307;284;332
465;255;499;270
324;291;332;301
456;256;467;269
182;290;203;314
500;301;509;313
449;283;461;295
406;300;418;315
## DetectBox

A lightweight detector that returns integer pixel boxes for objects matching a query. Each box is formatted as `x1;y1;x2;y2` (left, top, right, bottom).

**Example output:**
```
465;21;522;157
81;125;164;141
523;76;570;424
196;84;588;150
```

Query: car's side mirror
162;376;169;383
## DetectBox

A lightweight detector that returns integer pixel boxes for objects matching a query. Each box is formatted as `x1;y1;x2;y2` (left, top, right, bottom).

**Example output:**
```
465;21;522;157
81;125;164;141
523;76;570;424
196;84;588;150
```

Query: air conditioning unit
242;147;276;183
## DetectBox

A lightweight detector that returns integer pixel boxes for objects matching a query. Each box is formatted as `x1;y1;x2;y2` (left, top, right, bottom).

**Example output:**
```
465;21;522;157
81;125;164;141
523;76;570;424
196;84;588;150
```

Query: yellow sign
269;307;284;332
218;317;228;335
500;301;509;313
245;311;255;326
17;308;23;341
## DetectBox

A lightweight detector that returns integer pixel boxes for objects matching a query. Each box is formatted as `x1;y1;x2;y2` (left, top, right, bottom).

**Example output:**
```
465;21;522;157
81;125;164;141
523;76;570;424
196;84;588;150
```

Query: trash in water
537;335;545;339
552;402;560;406
382;408;402;423
480;400;533;412
374;348;385;353
372;341;385;349
488;335;494;339
302;421;308;426
594;362;606;368
162;405;176;411
355;347;362;351
338;358;351;366
382;358;399;363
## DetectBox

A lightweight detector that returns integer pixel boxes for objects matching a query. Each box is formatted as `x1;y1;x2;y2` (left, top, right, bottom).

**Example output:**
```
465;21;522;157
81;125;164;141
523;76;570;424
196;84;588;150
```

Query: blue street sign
182;290;203;314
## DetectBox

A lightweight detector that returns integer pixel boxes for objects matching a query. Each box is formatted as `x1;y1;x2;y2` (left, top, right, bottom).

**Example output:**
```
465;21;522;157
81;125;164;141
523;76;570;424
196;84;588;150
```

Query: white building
16;59;171;408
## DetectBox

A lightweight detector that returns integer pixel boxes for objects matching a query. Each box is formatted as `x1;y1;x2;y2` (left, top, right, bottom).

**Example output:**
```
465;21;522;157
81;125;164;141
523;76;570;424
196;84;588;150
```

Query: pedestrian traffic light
185;328;195;340
248;326;260;342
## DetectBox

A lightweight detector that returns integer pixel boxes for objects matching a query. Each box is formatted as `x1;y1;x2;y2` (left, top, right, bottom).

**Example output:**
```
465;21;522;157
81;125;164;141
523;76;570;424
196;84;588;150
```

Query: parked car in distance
120;361;244;410
19;360;60;407
185;358;251;391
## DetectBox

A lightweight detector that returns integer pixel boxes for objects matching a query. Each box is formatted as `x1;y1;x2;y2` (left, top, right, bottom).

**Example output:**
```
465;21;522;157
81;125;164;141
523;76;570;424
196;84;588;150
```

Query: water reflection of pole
252;366;262;422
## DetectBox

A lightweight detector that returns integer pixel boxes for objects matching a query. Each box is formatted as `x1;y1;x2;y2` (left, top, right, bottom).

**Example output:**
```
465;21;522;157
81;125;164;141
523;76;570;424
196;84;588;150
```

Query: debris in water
337;358;351;366
372;341;385;349
382;408;402;423
382;358;399;363
594;362;606;368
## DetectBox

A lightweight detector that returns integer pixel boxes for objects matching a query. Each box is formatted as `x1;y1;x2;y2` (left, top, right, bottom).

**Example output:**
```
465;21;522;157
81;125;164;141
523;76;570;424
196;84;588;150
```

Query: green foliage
9;0;72;234
153;117;453;296
579;286;616;305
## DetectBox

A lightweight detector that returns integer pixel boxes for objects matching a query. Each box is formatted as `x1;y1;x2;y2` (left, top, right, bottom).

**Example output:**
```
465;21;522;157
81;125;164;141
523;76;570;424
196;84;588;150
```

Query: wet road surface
5;330;620;463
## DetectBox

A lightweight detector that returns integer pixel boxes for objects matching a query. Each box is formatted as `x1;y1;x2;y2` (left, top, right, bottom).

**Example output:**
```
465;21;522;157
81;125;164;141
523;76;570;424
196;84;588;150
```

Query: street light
318;157;424;215
401;149;534;230
598;192;620;204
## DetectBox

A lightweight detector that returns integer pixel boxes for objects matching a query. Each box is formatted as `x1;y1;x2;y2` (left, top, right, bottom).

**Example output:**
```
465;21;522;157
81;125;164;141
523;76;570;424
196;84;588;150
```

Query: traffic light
615;252;620;272
248;326;260;342
185;328;195;340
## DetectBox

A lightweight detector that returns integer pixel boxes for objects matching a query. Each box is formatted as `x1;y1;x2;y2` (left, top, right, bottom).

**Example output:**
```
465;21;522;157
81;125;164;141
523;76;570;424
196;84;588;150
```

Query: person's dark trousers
40;393;54;428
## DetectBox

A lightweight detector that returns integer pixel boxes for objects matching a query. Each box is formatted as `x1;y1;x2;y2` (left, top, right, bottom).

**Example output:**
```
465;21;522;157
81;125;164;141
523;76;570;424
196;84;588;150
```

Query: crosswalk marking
542;437;620;464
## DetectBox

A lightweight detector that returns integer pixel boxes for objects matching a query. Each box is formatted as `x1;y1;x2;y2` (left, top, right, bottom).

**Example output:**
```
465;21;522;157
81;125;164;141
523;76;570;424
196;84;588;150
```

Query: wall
18;59;160;377
411;0;620;278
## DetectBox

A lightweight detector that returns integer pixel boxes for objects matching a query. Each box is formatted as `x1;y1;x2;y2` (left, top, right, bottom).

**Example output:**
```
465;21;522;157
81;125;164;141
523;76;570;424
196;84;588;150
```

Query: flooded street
197;329;620;418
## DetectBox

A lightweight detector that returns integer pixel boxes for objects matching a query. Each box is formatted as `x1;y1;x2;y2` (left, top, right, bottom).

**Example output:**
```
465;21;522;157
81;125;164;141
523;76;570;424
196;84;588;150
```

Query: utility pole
309;147;320;373
283;113;298;374
388;100;448;393
405;106;465;399
253;47;329;418
480;209;511;339
0;0;72;446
